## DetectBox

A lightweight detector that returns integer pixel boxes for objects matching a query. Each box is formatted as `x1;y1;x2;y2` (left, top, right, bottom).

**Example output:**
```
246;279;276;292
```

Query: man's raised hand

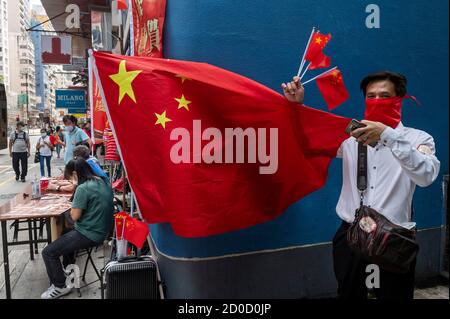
281;76;304;104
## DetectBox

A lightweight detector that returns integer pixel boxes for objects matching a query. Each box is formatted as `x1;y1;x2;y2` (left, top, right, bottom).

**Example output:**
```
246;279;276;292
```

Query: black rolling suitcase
103;255;160;299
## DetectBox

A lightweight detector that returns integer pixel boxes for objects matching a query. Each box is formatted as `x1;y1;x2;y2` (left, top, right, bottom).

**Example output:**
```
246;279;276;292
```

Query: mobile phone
345;119;366;134
345;119;377;147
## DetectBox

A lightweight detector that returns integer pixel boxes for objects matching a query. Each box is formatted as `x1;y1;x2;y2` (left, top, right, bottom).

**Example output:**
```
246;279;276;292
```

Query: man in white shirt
282;71;440;299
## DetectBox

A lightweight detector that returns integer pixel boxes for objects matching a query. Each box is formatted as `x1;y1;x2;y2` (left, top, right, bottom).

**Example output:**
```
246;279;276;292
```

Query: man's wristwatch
57;185;62;192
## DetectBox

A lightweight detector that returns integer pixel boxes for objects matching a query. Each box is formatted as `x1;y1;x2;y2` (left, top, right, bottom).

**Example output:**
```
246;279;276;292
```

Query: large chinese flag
92;51;351;238
315;68;350;110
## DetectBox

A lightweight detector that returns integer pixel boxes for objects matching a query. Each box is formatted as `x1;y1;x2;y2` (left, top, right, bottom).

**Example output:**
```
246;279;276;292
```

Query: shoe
21;178;26;183
41;284;72;299
15;175;19;181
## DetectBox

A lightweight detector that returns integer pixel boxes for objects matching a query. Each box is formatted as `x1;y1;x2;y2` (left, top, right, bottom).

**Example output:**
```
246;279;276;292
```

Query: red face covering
364;96;418;128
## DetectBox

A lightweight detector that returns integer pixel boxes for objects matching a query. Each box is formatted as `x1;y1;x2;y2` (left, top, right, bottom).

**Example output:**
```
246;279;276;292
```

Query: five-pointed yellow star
154;110;172;129
175;74;191;84
109;60;142;104
174;94;191;111
315;37;323;45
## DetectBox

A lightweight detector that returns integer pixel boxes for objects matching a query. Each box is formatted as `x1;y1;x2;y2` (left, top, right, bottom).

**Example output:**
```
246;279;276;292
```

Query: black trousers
42;229;97;288
332;221;416;300
12;152;28;179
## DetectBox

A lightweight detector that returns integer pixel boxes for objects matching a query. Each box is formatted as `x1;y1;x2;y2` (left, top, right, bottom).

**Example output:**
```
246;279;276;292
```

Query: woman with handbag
36;128;54;177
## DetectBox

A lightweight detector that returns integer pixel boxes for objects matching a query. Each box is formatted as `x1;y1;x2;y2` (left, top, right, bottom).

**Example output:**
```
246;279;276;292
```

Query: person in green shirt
41;158;114;299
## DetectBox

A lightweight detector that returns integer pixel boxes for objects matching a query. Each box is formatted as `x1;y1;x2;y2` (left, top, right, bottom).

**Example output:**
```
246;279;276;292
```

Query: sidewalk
0;150;107;299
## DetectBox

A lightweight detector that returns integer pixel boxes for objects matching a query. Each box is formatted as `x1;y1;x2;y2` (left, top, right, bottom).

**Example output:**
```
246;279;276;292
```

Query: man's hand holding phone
346;119;386;147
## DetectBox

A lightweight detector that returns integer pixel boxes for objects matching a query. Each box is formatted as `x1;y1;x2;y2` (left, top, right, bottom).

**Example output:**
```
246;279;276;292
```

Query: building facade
7;0;38;126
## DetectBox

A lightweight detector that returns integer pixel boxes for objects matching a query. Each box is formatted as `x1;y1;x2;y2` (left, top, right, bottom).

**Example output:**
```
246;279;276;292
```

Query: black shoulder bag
34;137;41;163
346;142;419;273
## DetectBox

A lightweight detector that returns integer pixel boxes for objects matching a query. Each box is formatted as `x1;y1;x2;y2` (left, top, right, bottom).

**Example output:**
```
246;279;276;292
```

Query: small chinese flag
305;32;332;63
315;68;349;110
308;54;331;70
114;211;129;239
117;0;128;10
123;216;149;249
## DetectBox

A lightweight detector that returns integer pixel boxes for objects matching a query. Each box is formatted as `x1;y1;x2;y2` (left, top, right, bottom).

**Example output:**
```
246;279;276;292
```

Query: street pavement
0;130;106;299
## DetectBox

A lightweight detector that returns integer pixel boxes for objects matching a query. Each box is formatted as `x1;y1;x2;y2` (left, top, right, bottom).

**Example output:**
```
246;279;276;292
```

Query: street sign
68;108;87;114
55;89;86;109
17;93;28;105
41;35;72;65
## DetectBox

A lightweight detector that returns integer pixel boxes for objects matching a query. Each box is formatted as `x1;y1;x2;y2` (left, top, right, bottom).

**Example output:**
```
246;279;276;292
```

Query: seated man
41;158;114;299
73;145;109;182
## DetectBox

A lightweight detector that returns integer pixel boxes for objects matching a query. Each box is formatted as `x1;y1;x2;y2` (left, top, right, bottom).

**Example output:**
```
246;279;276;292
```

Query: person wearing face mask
36;128;54;177
9;121;30;182
60;115;92;164
282;71;440;300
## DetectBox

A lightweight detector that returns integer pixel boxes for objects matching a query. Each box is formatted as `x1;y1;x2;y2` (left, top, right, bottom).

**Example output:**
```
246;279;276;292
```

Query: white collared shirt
336;122;440;228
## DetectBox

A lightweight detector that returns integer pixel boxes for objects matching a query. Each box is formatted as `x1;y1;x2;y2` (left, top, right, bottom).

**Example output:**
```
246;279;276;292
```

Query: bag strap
357;142;368;206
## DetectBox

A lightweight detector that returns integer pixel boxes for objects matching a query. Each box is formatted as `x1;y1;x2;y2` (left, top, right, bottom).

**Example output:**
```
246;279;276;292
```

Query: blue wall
151;0;449;258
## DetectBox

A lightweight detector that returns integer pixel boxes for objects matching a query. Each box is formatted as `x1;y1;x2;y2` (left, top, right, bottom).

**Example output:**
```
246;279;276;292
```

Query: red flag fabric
123;216;150;248
131;0;167;57
315;68;350;110
305;32;331;63
117;0;128;10
114;212;149;248
308;54;331;70
91;67;108;144
114;211;129;239
92;51;351;238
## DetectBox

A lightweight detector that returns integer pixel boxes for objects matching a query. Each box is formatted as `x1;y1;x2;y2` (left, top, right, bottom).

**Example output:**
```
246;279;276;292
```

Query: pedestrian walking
9;121;30;182
37;128;54;177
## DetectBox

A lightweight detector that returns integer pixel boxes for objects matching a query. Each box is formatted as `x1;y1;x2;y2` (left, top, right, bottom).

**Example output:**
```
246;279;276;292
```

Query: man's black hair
62;115;78;126
360;71;407;97
73;145;90;160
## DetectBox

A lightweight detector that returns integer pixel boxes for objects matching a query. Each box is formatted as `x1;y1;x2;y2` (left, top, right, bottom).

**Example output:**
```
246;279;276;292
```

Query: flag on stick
92;51;351;237
315;68;349;110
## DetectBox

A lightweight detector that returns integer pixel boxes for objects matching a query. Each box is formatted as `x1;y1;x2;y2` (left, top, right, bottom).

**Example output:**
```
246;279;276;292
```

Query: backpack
13;131;28;146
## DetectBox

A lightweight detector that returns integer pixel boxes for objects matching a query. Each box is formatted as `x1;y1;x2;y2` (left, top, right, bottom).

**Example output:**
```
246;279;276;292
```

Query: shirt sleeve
336;141;344;159
380;127;440;187
79;129;89;142
72;185;88;210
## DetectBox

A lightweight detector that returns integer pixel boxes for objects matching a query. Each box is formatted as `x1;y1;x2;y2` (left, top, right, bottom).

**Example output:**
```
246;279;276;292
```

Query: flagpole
300;62;311;80
128;0;134;55
88;57;94;155
296;27;316;77
302;66;338;86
